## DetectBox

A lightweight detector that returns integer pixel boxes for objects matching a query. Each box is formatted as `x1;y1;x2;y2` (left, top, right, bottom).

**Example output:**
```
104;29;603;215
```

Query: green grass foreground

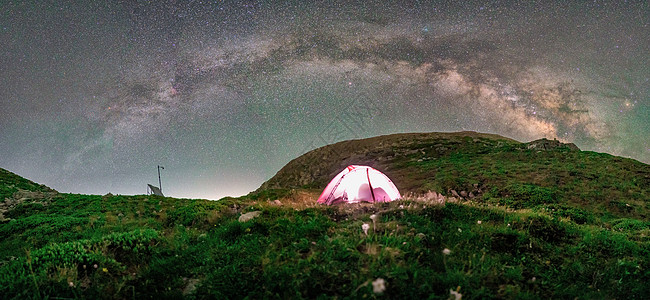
1;190;649;299
1;132;649;299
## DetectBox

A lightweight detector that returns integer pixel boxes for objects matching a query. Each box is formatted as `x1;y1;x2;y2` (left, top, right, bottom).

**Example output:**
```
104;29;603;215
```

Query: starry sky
1;1;648;199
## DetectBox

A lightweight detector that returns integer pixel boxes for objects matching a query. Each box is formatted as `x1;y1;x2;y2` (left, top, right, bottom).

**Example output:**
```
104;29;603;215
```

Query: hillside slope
1;132;649;299
260;131;649;220
260;131;518;191
0;168;58;222
0;168;56;200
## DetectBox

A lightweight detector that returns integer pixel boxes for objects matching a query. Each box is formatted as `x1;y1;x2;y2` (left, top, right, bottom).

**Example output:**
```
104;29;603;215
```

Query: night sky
1;1;648;199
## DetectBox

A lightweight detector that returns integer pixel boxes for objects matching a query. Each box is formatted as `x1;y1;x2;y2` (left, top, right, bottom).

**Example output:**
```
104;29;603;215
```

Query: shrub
245;189;292;201
611;219;648;232
525;215;568;243
166;201;220;227
490;231;529;254
0;229;159;299
501;184;557;208
5;202;47;218
540;205;596;224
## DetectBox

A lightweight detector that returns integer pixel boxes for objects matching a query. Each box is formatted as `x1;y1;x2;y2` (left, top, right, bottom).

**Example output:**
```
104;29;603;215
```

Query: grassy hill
1;131;649;299
0;168;56;201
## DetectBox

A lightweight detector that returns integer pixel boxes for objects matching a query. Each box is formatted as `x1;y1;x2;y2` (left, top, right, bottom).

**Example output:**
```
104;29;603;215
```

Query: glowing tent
317;165;401;205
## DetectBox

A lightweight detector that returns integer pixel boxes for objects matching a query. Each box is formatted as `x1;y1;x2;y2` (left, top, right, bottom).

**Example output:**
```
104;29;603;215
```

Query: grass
260;132;649;221
390;136;649;220
1;190;649;299
0;168;53;201
1;131;649;298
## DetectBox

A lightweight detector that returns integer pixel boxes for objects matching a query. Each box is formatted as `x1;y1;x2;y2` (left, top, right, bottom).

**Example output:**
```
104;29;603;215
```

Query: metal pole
158;165;164;193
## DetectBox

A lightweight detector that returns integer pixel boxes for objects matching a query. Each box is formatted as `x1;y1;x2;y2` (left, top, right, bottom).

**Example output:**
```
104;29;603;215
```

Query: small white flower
372;278;386;294
531;276;536;282
399;205;404;209
507;223;511;227
449;288;462;300
369;214;378;232
443;248;451;255
362;223;370;235
477;220;482;225
457;228;462;232
68;281;74;287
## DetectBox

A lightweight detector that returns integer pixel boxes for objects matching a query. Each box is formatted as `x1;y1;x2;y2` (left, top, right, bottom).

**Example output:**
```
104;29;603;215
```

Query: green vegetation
0;168;53;200
1;132;649;298
390;136;649;221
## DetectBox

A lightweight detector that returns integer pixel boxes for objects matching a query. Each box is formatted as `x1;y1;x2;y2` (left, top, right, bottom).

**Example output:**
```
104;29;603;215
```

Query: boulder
182;278;200;295
238;211;262;222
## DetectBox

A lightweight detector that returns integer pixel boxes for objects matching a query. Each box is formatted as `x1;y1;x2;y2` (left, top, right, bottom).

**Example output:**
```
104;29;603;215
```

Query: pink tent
317;165;401;205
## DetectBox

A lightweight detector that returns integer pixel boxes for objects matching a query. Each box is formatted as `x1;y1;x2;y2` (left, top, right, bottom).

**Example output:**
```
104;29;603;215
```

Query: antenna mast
158;165;164;193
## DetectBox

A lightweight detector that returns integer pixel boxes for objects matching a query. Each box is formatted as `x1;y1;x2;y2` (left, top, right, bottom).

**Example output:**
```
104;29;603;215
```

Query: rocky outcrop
525;138;580;151
11;189;58;202
1;188;58;222
449;183;484;200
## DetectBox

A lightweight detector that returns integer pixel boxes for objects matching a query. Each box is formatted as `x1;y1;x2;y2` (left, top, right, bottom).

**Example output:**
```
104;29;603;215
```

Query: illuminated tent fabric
317;165;401;205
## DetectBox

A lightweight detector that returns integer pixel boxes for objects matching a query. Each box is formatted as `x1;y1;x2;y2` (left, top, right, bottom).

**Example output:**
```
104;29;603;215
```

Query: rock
469;192;475;198
273;200;283;206
525;138;580;151
460;191;468;197
12;189;57;200
182;278;200;295
450;190;460;198
238;211;262;222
